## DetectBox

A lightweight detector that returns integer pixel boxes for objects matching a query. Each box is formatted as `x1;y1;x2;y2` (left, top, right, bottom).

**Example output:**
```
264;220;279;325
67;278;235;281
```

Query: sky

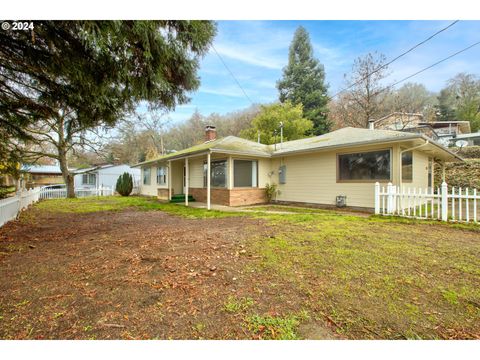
165;20;480;124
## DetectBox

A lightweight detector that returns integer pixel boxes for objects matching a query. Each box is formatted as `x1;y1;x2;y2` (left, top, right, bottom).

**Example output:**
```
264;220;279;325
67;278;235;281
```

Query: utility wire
330;20;460;100
211;44;254;105
382;40;480;92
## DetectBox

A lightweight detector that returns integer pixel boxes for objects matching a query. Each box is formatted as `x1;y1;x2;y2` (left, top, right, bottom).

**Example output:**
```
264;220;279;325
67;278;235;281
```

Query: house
133;125;461;211
74;164;141;190
371;112;473;147
21;165;68;189
418;121;471;147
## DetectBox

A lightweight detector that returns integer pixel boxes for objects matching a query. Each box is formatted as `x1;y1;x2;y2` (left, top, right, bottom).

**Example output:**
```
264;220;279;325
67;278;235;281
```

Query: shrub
115;172;133;196
265;183;279;203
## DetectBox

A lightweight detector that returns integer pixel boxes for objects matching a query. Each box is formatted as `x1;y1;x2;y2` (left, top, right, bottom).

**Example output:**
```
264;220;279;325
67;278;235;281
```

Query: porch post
185;157;189;206
207;152;211;210
441;162;446;183
168;160;172;201
227;156;233;190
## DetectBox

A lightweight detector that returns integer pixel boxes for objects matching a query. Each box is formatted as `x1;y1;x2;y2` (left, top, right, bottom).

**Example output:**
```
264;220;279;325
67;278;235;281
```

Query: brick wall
188;188;267;206
157;188;169;202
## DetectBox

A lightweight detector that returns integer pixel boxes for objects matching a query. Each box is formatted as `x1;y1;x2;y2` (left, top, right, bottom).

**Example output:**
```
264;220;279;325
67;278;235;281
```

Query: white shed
74;164;141;192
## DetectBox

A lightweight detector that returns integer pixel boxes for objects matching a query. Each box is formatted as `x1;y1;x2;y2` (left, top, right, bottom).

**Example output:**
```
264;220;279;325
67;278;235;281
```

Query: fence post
374;182;380;214
387;182;394;214
441;181;448;222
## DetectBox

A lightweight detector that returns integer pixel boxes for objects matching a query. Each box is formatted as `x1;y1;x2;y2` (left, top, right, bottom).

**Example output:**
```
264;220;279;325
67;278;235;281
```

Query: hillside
434;146;480;189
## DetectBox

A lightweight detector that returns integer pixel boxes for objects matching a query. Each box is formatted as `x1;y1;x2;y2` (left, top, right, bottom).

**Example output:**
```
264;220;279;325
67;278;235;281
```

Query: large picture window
234;160;258;187
402;151;413;182
143;167;151;185
157;166;167;185
203;160;227;187
338;149;391;181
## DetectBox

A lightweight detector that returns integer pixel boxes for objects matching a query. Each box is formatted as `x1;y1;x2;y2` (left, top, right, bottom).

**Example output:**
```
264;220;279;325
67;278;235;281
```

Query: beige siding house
134;126;461;211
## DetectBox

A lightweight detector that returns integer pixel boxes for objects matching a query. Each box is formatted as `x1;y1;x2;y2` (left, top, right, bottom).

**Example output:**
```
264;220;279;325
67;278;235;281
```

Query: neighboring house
74;164;141;190
450;131;480;147
418;121;472;147
133;125;461;211
21;165;68;189
371;113;473;147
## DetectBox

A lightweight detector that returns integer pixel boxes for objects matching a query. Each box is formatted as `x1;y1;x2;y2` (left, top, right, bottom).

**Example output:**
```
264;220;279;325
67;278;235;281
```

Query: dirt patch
0;207;331;339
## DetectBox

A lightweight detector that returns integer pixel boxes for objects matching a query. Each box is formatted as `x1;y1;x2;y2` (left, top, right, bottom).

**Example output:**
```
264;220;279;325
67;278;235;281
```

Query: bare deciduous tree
330;52;391;128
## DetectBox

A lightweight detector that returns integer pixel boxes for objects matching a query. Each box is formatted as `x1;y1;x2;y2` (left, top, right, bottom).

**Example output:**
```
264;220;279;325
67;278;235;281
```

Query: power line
383;40;480;92
211;44;254;105
330;20;460;100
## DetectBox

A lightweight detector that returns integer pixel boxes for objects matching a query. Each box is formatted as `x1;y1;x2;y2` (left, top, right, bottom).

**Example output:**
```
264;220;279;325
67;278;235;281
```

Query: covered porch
158;151;267;209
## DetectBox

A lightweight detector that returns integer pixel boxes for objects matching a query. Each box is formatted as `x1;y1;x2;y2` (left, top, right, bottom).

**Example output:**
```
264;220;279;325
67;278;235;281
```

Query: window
402;151;413;182
234;160;258;187
143;167;151;185
428;158;433;188
82;173;96;185
279;165;286;184
157;166;166;185
203;160;227;187
338;149;391;181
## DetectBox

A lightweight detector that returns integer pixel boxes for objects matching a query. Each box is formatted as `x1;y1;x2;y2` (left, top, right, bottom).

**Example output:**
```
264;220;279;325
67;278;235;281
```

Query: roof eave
271;134;422;157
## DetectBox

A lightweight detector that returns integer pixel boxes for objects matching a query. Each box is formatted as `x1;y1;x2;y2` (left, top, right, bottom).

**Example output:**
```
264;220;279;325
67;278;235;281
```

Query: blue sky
166;20;480;124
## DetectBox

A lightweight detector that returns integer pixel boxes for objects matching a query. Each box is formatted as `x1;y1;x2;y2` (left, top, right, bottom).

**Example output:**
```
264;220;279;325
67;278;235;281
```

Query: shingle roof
271;127;418;155
133;127;460;166
133;136;271;166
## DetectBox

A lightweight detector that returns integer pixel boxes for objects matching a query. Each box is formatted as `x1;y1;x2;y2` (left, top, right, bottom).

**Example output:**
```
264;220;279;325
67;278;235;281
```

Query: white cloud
212;43;284;70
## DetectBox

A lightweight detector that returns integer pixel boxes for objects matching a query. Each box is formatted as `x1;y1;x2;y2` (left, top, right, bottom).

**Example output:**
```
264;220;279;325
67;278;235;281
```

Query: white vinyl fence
0;187;41;227
39;186;113;200
375;182;479;223
0;186;114;228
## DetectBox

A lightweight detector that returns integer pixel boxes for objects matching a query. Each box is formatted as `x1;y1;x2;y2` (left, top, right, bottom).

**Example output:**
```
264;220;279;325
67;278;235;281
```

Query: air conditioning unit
336;195;347;208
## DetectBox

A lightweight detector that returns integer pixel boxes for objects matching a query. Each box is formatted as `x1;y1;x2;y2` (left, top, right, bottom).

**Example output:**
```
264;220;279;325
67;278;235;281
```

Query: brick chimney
205;125;217;142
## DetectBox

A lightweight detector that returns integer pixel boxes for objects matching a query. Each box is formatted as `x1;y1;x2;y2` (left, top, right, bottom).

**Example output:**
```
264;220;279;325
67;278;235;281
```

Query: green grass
245;311;309;340
32;196;242;219
26;196;480;339
249;211;480;339
223;296;254;313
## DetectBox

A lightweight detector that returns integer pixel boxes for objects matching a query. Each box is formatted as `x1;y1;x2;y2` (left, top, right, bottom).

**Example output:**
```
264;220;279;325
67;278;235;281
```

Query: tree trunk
58;148;75;198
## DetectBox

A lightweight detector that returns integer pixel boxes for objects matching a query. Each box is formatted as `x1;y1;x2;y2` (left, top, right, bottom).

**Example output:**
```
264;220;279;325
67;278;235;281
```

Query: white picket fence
39;186;113;200
375;182;479;223
0;187;41;227
0;186;114;228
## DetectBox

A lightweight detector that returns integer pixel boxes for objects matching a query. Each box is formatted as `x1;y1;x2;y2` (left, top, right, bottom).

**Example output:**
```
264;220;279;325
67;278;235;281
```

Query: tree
277;26;330;135
116;172;133;197
436;73;480;131
0;21;216;197
333;52;391;128
240;102;313;145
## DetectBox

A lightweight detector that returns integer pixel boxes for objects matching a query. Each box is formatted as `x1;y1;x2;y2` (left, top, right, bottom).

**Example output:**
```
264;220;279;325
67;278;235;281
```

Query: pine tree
277;26;330;135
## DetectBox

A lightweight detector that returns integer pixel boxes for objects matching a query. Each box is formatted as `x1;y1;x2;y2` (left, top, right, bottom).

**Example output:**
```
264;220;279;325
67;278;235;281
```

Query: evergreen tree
0;21;216;197
277;26;330;135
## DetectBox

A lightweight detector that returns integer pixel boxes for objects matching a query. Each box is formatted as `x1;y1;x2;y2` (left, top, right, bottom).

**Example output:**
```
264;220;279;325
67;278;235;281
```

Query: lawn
0;196;479;339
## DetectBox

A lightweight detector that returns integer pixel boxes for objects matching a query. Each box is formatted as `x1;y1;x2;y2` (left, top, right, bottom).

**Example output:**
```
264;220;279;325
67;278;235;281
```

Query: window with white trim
82;173;96;185
143;167;151;185
234;160;258;187
402;151;413;181
157;166;167;185
203;160;227;187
